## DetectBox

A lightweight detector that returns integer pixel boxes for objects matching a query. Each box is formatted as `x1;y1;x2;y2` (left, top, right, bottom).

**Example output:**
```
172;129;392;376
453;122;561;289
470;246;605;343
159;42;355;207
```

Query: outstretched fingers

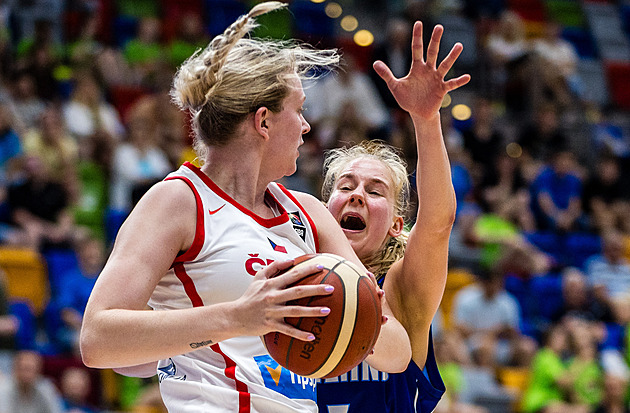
438;42;463;78
373;60;397;86
411;21;424;62
426;24;443;68
445;74;471;92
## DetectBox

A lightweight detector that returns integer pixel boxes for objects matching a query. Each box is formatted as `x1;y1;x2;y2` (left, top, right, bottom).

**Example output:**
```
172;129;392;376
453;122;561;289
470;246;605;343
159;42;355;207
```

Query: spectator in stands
434;330;489;413
22;105;78;190
66;8;102;67
480;151;536;231
0;349;64;413
63;68;125;142
517;102;568;166
60;367;99;413
521;323;591;413
452;265;535;369
530;149;585;233
484;10;529;112
0;101;23;183
531;21;582;109
369;17;412;114
461;96;505;183
304;55;390;147
48;235;104;355
15;22;61;102
9;71;45;131
550;267;613;324
7;154;80;251
167;12;208;68
123;16;165;87
585;229;630;300
582;155;630;234
592;372;630;413
563;316;604;409
109;96;170;213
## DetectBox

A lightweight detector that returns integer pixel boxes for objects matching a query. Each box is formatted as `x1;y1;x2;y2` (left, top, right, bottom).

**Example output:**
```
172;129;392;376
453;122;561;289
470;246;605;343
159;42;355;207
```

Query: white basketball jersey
148;162;320;413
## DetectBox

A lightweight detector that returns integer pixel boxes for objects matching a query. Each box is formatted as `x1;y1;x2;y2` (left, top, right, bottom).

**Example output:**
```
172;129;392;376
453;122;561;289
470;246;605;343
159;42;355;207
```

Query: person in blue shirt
317;21;470;412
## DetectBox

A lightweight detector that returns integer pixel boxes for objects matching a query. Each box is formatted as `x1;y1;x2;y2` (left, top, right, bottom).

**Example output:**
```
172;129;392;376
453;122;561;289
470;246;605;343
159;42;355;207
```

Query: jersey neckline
183;162;290;228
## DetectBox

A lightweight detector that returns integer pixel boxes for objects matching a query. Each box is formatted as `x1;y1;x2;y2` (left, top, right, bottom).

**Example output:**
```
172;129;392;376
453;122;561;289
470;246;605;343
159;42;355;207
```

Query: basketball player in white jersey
79;2;410;412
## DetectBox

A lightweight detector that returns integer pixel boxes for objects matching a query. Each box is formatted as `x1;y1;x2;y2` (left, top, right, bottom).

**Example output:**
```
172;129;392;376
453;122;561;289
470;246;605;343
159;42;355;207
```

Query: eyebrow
338;172;390;188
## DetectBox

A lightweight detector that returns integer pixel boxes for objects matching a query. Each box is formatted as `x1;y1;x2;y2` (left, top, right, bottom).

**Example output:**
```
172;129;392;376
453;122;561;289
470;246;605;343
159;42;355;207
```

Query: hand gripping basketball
262;253;382;379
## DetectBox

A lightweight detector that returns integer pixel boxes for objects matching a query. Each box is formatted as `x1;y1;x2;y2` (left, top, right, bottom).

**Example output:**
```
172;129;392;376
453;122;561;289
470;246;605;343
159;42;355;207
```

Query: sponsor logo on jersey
289;211;307;241
254;354;316;401
158;358;187;383
268;238;288;253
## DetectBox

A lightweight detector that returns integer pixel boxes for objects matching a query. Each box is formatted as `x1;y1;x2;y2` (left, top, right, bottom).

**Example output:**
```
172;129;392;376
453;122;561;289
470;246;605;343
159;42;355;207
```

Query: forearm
113;361;158;378
411;113;456;231
81;303;240;368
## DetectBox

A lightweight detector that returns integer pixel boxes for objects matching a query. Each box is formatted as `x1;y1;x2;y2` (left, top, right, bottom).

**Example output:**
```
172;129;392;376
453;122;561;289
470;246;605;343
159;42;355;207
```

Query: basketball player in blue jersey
317;22;470;412
79;2;411;412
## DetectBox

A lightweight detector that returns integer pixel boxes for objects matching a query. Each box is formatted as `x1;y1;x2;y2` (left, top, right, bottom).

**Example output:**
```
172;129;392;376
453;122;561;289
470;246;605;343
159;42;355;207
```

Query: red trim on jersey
183;162;289;229
164;176;205;264
173;263;204;307
277;183;320;253
211;343;251;412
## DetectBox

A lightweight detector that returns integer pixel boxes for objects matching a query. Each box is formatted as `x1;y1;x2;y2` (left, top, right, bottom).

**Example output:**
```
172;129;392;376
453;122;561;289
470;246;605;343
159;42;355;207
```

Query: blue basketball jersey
316;328;445;413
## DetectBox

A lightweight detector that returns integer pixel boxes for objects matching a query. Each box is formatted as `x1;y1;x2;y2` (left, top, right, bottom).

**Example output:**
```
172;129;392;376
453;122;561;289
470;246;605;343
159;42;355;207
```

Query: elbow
80;325;109;369
79;331;99;368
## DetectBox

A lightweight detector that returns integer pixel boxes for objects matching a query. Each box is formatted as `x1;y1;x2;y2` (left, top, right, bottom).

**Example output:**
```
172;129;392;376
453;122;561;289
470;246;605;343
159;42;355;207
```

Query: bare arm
373;22;470;368
80;180;334;368
293;191;411;373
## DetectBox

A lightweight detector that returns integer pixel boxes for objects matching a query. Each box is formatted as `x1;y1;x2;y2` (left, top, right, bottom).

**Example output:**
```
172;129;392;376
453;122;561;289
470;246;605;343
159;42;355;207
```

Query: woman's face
265;75;311;178
327;157;402;261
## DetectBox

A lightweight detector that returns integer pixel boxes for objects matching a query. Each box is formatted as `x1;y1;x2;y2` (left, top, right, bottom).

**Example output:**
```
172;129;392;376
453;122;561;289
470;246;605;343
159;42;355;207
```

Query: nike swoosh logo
208;205;226;215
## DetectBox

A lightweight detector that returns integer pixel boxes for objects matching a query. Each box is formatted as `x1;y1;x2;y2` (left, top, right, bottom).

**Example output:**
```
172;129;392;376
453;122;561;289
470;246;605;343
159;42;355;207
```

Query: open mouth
340;213;366;231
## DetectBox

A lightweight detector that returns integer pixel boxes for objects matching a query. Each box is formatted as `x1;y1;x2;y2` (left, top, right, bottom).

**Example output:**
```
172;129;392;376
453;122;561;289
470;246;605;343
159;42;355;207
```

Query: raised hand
373;21;470;119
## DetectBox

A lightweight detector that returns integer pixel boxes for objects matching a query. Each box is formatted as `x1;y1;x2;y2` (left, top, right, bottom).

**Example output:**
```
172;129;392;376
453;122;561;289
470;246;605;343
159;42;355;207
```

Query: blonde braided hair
171;1;339;155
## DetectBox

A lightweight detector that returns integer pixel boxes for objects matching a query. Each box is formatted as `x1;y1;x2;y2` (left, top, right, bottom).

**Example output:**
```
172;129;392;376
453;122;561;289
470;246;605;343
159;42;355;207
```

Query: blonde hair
170;1;339;156
321;140;411;280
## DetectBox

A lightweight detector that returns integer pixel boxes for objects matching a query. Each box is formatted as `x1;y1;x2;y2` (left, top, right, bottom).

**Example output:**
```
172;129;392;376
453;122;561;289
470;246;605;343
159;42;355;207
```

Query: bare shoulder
290;190;327;214
117;179;198;252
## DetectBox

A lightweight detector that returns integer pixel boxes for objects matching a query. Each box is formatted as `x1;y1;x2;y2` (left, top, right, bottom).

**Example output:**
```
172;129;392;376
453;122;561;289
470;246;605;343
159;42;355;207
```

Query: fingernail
383;316;389;323
321;307;331;314
307;334;315;341
366;271;374;277
316;264;324;270
324;285;334;292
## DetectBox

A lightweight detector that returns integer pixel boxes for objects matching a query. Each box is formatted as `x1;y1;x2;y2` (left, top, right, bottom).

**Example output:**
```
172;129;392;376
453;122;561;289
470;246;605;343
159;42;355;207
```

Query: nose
349;193;364;206
301;116;311;135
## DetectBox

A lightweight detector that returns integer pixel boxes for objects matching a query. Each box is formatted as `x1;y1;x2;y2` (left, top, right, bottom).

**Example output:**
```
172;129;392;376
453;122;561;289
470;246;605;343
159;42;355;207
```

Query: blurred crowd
0;0;628;412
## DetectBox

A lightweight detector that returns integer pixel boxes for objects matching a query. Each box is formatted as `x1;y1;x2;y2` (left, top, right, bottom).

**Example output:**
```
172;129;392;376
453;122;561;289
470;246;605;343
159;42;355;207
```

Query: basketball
262;253;382;379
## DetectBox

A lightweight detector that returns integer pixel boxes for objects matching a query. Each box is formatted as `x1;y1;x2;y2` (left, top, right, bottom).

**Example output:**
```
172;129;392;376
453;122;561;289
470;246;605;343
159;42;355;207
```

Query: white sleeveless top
148;162;320;413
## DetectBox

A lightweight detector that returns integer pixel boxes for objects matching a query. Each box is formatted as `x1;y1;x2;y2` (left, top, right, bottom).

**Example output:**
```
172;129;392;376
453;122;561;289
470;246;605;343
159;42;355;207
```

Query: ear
254;107;270;140
388;215;404;238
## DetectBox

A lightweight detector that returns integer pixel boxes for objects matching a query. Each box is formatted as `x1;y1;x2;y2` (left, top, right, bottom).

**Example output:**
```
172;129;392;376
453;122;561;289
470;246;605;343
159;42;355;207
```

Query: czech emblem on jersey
289;211;307;241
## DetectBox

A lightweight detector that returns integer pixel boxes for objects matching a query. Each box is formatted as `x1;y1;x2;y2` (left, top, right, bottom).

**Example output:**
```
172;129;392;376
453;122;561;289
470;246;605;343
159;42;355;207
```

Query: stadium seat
605;61;630;110
0;247;49;315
